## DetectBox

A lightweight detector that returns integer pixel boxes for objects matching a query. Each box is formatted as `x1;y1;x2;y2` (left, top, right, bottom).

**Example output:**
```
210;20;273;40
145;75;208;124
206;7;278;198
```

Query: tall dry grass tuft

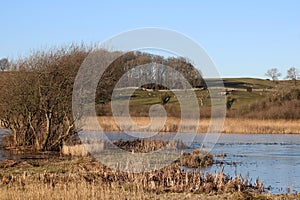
61;143;89;157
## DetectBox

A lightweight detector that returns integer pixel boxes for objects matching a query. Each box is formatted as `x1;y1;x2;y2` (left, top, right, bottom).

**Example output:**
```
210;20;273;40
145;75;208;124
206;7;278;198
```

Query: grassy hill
96;78;300;119
223;77;299;89
223;78;274;89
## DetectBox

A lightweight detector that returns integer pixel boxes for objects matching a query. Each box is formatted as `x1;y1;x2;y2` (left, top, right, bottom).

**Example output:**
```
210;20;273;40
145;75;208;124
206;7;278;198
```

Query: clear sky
1;0;300;78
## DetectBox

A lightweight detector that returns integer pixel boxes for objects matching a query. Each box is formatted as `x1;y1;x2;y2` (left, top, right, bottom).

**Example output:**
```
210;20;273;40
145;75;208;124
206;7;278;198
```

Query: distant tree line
96;51;205;103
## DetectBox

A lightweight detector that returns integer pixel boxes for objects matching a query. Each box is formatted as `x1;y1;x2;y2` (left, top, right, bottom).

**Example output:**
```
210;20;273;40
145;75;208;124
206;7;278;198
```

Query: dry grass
175;149;213;168
0;157;298;200
83;116;300;134
62;140;213;168
0;157;297;200
61;143;89;157
113;139;183;153
0;183;287;200
1;183;299;200
223;118;300;134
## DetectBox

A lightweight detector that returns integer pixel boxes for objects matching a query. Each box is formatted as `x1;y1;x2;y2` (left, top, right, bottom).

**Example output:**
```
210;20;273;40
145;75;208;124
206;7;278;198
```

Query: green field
97;78;300;115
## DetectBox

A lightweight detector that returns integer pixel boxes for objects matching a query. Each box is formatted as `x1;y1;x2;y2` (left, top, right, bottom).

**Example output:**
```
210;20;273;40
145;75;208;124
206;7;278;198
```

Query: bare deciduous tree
265;68;281;81
0;46;206;151
0;45;89;151
286;67;299;86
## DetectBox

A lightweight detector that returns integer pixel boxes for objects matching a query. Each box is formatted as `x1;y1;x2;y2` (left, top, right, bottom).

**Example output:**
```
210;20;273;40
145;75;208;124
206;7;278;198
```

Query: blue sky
1;0;300;78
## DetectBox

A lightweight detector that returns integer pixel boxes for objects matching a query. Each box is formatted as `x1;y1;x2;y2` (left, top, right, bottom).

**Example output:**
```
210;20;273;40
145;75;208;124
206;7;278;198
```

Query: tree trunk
41;112;51;150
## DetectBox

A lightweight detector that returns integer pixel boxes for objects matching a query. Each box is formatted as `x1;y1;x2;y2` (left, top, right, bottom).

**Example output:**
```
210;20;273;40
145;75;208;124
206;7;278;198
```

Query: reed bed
0;157;265;198
92;116;300;134
112;139;188;153
1;157;299;199
2;182;297;200
62;139;184;156
222;118;300;134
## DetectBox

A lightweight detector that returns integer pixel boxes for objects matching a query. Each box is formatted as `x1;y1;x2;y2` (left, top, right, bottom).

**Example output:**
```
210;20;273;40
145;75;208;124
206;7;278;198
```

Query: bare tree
0;47;206;151
286;67;299;86
0;45;90;151
265;68;281;81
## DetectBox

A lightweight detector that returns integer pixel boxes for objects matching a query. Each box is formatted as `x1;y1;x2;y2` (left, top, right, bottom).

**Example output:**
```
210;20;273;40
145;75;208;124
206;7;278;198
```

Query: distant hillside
222;78;274;89
205;77;298;90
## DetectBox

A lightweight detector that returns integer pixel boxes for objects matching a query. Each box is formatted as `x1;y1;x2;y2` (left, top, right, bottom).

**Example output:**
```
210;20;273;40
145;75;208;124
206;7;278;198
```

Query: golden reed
90;116;300;134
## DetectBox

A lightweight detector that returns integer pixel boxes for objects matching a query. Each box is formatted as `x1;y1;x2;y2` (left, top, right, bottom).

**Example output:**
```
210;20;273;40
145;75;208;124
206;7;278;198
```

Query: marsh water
200;134;300;194
0;129;299;194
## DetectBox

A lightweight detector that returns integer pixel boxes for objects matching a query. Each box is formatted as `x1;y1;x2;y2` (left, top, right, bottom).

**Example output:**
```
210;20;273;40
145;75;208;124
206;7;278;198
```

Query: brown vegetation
1;157;300;199
113;139;183;153
0;44;207;152
0;157;267;198
227;87;300;120
175;149;213;168
61;143;89;157
0;45;90;151
91;116;300;134
1;183;299;200
62;139;212;169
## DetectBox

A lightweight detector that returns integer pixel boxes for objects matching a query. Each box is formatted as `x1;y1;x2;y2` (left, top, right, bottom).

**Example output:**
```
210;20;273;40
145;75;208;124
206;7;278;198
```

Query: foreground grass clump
2;182;299;200
0;157;260;194
113;139;178;153
175;149;213;168
0;157;299;199
1;182;296;200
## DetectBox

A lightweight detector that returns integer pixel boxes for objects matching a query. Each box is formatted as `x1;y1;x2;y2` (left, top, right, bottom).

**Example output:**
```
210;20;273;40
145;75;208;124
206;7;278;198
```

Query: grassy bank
93;116;300;134
0;157;299;200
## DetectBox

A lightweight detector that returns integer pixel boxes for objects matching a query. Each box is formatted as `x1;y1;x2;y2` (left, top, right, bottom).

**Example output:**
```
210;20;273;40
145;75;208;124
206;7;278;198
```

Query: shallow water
0;130;299;194
85;132;300;194
194;134;300;194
